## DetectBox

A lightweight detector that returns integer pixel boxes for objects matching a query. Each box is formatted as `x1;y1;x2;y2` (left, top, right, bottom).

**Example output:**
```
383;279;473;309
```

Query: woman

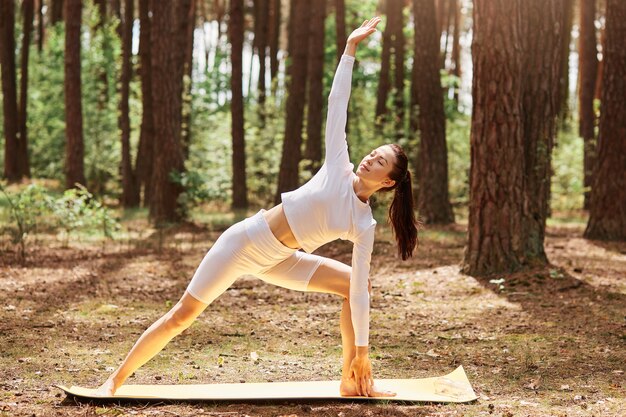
97;16;420;398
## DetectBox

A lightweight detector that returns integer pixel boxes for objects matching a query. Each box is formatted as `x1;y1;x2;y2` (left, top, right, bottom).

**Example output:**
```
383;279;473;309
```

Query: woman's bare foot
94;378;118;397
340;376;396;397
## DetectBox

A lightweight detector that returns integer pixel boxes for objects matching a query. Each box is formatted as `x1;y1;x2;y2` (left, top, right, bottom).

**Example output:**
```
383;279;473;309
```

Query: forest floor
0;208;624;417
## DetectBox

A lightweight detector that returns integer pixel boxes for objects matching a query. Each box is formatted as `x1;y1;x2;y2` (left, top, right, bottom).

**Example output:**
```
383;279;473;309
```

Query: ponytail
380;144;423;260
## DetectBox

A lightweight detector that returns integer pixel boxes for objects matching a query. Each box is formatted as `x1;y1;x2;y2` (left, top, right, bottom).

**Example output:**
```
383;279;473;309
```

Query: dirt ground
1;209;624;417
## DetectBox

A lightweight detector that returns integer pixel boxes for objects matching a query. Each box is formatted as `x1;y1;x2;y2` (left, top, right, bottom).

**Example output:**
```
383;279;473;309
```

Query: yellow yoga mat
56;365;477;403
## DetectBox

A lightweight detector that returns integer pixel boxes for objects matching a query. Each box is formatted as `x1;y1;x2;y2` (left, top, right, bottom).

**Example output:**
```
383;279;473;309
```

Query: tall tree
558;0;574;124
50;0;64;24
181;0;196;159
411;0;454;224
375;0;393;128
18;0;34;178
584;0;626;240
520;0;564;265
64;0;86;188
304;0;326;176
135;0;154;206
229;0;247;209
274;0;309;204
461;0;526;275
254;0;269;111
149;1;187;223
335;0;346;64
36;0;44;52
463;0;566;276
120;0;138;206
450;0;461;105
0;0;21;181
392;0;406;138
578;0;599;210
268;0;281;93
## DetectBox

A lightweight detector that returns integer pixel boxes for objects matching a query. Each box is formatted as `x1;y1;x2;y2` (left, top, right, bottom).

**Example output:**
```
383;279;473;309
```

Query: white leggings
186;209;327;305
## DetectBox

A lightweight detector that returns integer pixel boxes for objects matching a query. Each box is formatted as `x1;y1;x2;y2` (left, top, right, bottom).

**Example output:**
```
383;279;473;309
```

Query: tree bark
335;0;346;64
229;0;247;209
375;0;392;129
558;0;573;124
304;0;325;175
450;0;461;105
18;0;34;178
584;0;626;240
50;0;64;24
412;0;454;225
36;0;44;52
64;0;86;189
274;0;309;204
254;0;269;111
120;0;138;207
268;0;281;94
461;0;526;276
520;0;564;265
579;0;598;210
149;0;186;223
181;0;196;160
392;0;406;139
0;0;21;181
135;0;154;207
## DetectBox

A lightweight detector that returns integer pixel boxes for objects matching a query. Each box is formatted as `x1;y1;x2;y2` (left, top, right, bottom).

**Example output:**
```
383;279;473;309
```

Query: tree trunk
254;0;269;111
584;0;626;240
304;0;325;176
149;0;186;223
120;0;138;207
435;0;447;42
0;0;21;181
135;0;154;207
558;0;573;125
229;0;247;209
18;0;34;178
335;0;346;64
182;0;196;160
64;0;86;189
461;0;526;276
50;0;64;24
274;0;309;205
520;0;564;266
412;0;454;225
579;0;598;210
36;0;44;52
450;0;461;105
375;0;392;129
268;0;281;94
392;0;406;139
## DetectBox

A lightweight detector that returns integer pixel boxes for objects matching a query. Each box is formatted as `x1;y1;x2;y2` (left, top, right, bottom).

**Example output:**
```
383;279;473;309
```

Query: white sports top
281;54;376;347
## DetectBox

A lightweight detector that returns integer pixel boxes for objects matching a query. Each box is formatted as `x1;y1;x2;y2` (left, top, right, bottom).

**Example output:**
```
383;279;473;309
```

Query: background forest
1;1;625;416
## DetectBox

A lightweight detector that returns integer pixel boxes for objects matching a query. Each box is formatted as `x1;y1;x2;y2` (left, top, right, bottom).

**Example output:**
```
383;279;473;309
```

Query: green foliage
0;182;120;259
49;184;120;246
0;183;52;262
551;125;585;211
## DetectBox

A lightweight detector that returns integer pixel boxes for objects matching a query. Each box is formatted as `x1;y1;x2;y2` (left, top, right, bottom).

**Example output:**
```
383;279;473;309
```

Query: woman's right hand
346;16;381;46
348;354;374;396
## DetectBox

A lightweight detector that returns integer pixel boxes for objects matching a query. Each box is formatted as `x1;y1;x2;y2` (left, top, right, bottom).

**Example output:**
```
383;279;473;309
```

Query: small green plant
0;183;52;263
49;184;120;247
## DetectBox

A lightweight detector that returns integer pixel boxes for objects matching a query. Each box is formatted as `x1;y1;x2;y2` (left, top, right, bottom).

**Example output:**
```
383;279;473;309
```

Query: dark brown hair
377;144;423;260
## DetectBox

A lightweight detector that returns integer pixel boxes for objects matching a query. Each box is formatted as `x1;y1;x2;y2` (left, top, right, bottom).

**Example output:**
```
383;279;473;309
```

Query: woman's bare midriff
262;203;302;250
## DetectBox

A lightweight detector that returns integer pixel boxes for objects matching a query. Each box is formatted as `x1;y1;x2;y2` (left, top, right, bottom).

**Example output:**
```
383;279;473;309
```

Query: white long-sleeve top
281;54;376;347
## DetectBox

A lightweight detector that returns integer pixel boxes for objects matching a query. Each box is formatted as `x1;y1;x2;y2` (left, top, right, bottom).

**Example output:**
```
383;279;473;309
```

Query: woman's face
356;145;396;186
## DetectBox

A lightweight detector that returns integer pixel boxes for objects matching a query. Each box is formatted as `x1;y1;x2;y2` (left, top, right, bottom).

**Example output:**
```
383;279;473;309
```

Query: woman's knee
164;292;207;331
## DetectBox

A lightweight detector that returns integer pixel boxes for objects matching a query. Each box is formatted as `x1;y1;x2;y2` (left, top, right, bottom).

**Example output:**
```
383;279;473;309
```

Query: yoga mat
56;365;477;403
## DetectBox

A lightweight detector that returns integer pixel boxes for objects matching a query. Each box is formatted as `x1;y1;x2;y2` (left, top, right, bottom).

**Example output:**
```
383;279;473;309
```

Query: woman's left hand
347;16;381;45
